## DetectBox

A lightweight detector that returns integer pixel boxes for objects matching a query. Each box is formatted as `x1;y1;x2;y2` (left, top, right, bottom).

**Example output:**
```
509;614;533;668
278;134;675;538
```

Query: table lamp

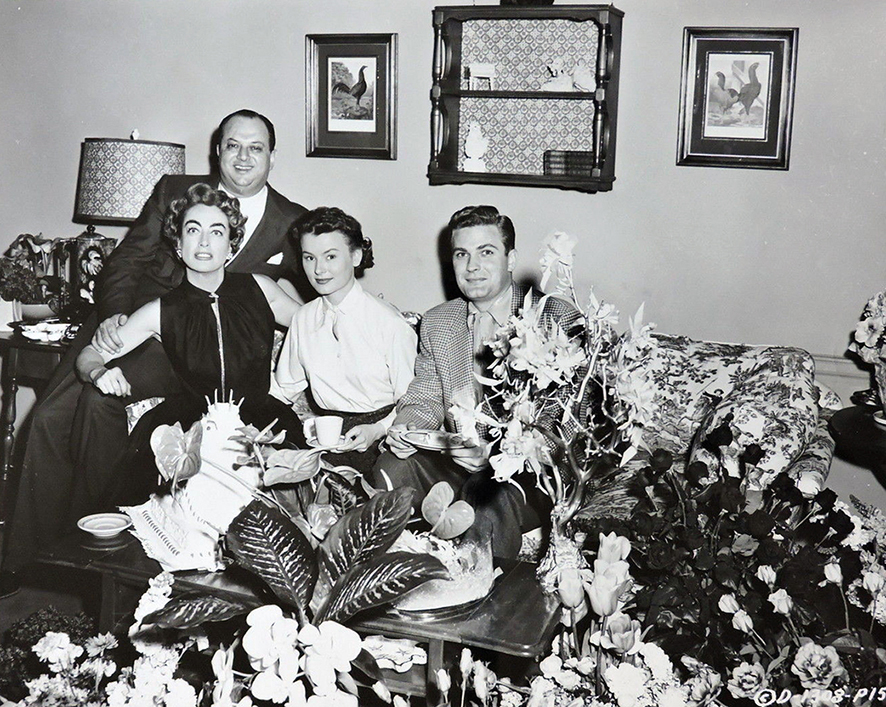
70;134;185;306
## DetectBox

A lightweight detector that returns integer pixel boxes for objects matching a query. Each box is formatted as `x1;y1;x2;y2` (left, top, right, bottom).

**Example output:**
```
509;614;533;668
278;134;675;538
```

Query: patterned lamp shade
74;138;185;224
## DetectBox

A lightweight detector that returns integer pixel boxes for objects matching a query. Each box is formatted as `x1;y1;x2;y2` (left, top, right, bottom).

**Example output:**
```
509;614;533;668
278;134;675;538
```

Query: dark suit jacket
96;173;306;321
395;282;580;437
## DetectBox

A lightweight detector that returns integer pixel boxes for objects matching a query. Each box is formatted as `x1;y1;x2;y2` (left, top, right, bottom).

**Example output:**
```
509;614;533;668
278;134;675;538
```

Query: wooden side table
827;405;886;485
38;534;561;706
0;331;67;534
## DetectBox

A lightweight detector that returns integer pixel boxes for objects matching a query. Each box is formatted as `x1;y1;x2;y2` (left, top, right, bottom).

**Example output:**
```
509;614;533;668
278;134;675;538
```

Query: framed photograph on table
677;27;798;170
306;33;398;160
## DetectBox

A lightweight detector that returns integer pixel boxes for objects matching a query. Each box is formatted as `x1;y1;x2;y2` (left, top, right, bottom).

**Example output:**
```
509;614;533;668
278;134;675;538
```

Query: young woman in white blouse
273;207;417;471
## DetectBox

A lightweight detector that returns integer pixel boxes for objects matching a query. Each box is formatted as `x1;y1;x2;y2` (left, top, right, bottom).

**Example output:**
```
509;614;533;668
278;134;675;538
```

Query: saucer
873;410;886;426
306;435;347;451
77;512;132;539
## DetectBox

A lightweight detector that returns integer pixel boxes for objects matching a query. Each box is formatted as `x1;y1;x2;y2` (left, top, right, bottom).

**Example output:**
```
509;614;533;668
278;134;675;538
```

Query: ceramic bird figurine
464;121;489;172
571;60;595;92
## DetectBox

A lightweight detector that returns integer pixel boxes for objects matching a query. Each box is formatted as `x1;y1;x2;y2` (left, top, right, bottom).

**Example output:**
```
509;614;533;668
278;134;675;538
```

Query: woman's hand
92;366;132;398
339;423;385;452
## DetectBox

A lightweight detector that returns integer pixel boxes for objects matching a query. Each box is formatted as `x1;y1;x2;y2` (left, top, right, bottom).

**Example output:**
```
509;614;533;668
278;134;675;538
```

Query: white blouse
273;281;417;428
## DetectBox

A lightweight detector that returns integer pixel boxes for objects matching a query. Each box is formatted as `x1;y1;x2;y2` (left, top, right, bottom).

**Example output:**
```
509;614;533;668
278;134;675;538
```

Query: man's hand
338;423;385;453
449;438;490;473
92;367;132;398
386;423;419;459
92;313;128;354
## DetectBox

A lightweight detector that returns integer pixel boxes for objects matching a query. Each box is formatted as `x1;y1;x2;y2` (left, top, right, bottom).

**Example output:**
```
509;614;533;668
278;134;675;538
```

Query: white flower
727;662;767;700
791;643;847;689
604;662;648;707
165;678;198;707
539;231;577;292
85;633;118;657
824;562;843;585
638;642;674;682
298;622;362;695
597;532;631;565
863;570;885;594
33;632;84;671
768;588;794;615
718;594;740;614
731;610;754;633
756;565;777;586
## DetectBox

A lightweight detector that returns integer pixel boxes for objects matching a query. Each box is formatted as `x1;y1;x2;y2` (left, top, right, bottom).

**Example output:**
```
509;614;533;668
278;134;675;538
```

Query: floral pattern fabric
641;334;834;491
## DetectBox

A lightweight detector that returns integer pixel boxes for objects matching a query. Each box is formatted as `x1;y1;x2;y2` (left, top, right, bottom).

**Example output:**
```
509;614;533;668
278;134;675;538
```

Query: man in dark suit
1;110;306;592
374;205;578;558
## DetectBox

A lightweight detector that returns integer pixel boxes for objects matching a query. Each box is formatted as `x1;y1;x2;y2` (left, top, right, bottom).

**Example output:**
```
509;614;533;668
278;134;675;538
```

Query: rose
823;562;842;585
756;565;777;586
731;610;754;633
768;588;793;615
727;662;767;700
718;594;740;614
791;643;847;689
731;533;759;556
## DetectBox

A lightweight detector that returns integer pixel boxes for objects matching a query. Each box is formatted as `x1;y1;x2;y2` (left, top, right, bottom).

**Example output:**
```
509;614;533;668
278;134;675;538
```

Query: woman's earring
225;252;234;265
175;248;183;259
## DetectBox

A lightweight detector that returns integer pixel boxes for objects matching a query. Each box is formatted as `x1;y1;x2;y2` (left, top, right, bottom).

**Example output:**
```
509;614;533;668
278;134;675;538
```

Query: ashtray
77;512;132;539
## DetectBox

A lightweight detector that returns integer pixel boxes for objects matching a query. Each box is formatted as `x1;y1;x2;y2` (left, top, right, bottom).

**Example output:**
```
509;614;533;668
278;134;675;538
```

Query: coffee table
39;532;560;705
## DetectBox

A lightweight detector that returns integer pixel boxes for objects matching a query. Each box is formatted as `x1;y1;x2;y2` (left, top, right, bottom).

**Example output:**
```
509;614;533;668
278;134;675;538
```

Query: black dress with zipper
108;273;303;505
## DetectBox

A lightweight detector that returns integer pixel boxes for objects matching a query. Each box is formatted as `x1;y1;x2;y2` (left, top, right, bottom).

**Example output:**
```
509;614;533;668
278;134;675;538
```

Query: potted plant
0;233;64;321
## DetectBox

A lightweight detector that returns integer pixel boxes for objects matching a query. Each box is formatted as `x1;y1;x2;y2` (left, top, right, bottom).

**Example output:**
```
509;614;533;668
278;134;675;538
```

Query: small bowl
77;512;132;539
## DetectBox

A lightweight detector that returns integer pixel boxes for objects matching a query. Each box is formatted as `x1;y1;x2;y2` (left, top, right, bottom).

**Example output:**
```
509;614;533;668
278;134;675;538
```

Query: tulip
558;567;586;609
601;611;641;654
732;610;754;633
597;532;631;565
587;568;627;617
436;668;451;698
768;589;793;615
824;562;842;585
372;682;392;704
718;593;740;614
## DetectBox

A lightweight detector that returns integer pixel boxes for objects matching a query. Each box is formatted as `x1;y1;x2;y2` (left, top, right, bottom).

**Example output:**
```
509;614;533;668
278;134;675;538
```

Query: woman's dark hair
162;183;247;255
291;206;374;272
447;205;516;253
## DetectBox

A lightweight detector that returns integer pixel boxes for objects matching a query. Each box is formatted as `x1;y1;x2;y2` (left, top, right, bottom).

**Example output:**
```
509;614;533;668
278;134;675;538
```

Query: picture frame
306;33;398;160
676;27;798;170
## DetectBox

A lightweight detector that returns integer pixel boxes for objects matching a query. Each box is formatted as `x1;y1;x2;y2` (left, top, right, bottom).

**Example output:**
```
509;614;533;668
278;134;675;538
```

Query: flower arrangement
849;290;886;365
0;233;64;309
452;232;656;591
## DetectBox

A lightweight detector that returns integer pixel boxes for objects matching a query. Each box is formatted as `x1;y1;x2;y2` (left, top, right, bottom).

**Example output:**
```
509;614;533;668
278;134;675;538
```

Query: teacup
305;416;344;447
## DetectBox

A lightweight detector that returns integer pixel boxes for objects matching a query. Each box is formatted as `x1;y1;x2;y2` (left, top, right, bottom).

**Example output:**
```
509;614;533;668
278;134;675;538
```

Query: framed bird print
676;27;798;170
306;33;398;160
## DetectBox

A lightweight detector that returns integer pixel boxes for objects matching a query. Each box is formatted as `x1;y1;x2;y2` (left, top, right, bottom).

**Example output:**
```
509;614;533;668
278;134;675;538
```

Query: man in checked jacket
373;205;580;558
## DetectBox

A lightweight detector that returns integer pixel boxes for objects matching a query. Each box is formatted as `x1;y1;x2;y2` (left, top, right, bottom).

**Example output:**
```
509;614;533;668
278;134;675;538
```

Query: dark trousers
371;450;549;559
3;316;180;572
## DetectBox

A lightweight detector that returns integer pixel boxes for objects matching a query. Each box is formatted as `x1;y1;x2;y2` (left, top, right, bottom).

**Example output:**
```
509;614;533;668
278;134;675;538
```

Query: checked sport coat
394;282;580;438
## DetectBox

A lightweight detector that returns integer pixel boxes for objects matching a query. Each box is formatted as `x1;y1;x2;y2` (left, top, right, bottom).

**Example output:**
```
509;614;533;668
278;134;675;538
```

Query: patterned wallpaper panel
457;98;596;175
459;19;599;92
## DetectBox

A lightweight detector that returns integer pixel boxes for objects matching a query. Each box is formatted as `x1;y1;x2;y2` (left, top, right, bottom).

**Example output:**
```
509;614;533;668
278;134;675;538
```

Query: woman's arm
76;299;161;396
253;274;302;327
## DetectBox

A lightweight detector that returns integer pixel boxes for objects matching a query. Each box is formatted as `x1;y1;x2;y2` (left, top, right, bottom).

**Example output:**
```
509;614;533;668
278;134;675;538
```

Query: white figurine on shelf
571;59;595;92
541;56;575;92
467;62;496;91
463;121;489;172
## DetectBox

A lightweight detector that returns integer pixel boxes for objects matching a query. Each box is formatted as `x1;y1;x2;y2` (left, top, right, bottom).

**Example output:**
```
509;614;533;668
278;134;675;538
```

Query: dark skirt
312;402;395;475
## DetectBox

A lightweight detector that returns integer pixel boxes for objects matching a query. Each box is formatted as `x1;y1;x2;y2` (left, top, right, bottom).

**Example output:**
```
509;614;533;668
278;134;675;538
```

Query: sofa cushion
687;345;819;489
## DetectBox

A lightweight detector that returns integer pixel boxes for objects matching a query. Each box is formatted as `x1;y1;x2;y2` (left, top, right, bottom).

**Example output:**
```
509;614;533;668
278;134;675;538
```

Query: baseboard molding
811;352;867;382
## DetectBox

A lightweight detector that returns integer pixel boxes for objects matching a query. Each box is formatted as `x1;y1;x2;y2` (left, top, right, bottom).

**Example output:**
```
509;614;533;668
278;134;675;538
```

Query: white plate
18;322;71;343
874;411;886;426
402;430;469;452
77;512;132;539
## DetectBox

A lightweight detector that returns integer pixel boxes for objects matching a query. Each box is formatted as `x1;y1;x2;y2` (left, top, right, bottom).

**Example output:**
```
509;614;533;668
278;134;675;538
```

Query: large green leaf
315;551;449;624
226;500;318;612
143;593;253;629
263;448;324;486
318;487;415;587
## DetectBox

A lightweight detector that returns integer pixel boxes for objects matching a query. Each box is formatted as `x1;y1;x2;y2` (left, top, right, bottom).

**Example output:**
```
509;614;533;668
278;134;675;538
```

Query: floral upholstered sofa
638;333;840;494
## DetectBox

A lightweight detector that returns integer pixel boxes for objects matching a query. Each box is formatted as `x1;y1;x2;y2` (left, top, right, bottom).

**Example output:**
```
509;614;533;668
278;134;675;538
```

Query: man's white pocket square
266;252;283;265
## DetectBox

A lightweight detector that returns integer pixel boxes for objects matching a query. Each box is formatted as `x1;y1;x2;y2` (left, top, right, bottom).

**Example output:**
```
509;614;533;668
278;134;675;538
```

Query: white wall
2;0;885;503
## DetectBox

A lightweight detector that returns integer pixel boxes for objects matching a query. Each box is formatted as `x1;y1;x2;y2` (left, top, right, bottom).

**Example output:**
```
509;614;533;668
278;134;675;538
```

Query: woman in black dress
75;183;303;504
